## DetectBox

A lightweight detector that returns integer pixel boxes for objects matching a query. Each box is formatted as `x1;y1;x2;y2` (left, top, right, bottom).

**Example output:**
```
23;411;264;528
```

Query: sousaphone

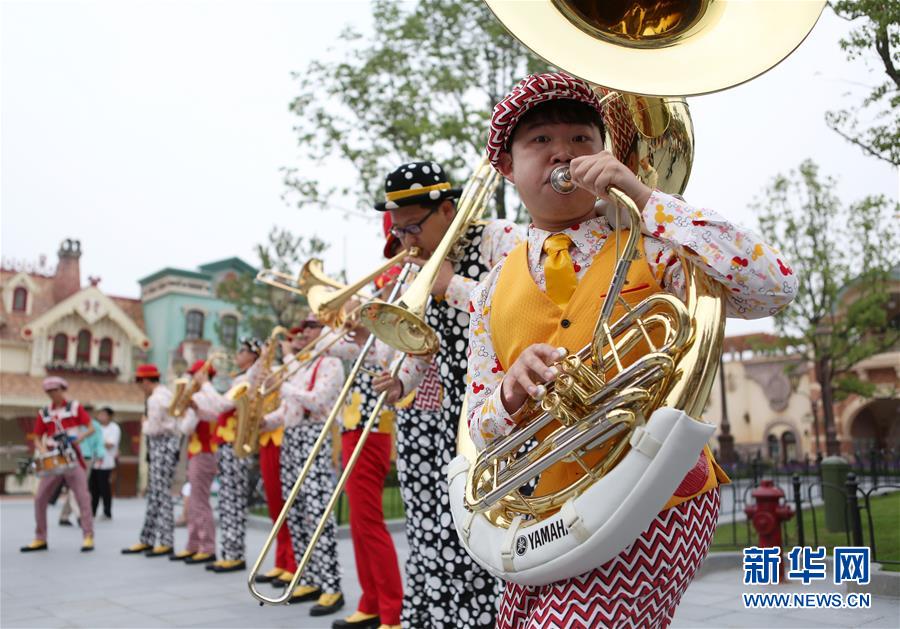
447;0;825;586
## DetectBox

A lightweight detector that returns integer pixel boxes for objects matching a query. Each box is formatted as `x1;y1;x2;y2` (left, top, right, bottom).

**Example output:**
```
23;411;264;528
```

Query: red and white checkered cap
486;72;606;168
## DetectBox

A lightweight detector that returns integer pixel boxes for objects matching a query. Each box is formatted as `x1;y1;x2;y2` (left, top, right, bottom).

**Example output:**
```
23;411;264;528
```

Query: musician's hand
188;399;198;411
192;370;209;385
569;151;652;210
280;340;294;357
405;255;454;298
371;372;404;404
500;343;565;414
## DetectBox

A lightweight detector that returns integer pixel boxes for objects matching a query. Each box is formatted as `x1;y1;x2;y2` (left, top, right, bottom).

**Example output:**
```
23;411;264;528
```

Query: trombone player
371;161;523;628
263;315;346;617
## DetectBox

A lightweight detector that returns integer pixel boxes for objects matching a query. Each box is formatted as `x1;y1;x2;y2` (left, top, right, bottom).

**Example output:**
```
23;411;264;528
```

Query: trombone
358;158;500;355
247;260;418;605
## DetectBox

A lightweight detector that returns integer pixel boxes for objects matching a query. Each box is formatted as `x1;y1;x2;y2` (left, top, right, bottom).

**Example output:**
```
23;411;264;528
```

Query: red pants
258;441;296;573
342;430;403;625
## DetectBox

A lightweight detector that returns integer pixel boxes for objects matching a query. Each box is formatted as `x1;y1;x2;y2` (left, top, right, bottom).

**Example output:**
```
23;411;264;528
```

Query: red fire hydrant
745;479;794;578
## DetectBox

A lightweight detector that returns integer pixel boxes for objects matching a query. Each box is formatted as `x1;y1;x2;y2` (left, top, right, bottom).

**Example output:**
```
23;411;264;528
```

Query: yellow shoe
170;550;195;561
377;625;402;629
146;545;173;557
343;612;379;623
80;535;94;552
310;591;344;616
185;552;215;565
289;584;322;603
254;566;284;583
210;559;246;573
121;542;151;554
20;539;48;552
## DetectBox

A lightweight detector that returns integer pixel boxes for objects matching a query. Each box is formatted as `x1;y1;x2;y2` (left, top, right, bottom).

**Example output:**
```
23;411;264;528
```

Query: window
781;431;797;464
52;333;68;361
12;287;28;312
185;310;205;340
76;330;92;364
766;434;780;463
98;337;114;366
220;314;238;349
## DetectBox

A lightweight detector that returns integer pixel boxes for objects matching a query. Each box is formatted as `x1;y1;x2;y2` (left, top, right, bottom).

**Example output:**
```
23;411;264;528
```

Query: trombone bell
358;300;440;356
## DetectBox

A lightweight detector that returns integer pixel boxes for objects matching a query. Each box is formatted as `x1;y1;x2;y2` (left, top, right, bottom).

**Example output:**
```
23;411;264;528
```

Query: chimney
53;239;82;303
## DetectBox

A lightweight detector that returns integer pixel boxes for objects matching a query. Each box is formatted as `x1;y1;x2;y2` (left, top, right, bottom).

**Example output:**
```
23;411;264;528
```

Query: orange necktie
542;233;578;308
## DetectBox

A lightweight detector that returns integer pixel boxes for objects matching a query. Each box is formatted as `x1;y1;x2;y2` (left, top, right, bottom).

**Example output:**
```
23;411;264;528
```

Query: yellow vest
490;232;728;509
259;426;284;448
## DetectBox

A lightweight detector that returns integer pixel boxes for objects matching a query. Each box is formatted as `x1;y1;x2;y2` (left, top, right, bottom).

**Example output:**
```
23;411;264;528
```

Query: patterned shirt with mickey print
466;189;798;450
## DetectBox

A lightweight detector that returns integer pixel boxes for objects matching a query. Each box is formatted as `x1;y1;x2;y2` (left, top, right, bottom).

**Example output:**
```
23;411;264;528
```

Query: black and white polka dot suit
396;223;503;629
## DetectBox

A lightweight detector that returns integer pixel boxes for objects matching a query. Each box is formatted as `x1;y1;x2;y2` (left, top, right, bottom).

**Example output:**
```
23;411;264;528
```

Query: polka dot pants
396;407;502;628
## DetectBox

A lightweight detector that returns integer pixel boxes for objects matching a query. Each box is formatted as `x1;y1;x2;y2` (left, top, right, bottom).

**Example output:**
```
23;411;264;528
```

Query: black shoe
58;519;73;527
272;576;293;589
332;614;381;629
121;543;152;554
20;541;48;553
310;593;344;617
185;553;216;565
210;559;246;573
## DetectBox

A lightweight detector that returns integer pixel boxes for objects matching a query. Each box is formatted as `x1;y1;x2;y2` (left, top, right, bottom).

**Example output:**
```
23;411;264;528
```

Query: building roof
138;266;211;286
109;295;145;331
0;372;145;412
198;257;256;275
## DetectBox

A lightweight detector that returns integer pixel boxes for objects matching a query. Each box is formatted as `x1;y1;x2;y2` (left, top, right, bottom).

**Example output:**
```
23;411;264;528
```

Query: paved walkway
2;496;897;628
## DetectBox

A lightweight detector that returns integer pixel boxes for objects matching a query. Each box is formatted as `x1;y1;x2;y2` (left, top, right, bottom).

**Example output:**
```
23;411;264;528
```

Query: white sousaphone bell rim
448;406;716;586
483;0;827;97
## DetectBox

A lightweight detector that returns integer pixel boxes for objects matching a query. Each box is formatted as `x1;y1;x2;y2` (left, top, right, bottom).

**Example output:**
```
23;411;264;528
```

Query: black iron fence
718;448;900;488
712;466;900;569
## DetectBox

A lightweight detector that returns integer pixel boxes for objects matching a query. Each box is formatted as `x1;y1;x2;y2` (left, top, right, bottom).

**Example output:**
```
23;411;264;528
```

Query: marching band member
207;337;262;573
372;161;523;628
251;329;298;589
324;255;432;629
263;316;345;616
170;360;222;565
467;72;796;628
122;363;180;557
20;376;95;553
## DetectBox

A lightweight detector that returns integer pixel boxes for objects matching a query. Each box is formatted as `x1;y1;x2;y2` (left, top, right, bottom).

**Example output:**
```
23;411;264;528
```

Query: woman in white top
89;406;121;519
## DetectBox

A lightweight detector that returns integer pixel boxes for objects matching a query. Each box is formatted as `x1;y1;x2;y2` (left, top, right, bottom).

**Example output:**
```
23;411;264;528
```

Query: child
466;72;797;628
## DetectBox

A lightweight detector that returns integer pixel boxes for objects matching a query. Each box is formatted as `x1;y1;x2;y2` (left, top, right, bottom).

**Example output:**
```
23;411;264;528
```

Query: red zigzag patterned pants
497;488;720;629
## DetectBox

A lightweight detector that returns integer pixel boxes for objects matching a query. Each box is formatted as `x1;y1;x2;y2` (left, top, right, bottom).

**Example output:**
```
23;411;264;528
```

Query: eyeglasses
389;208;438;238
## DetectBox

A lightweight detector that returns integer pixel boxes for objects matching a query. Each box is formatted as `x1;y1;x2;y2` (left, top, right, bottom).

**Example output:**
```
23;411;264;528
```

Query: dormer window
12;287;27;312
52;333;68;361
76;329;92;364
99;337;114;366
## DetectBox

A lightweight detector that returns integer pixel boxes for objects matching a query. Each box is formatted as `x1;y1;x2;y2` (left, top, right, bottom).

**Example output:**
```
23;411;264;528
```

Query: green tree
827;0;899;165
216;227;328;341
283;0;547;220
754;159;899;456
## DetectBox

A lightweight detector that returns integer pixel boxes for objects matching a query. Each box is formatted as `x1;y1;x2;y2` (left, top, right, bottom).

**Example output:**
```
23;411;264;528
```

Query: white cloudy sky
2;0;898;337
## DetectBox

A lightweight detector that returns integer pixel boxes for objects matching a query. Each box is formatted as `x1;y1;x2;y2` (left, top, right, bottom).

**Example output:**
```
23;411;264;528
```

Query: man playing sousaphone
20;376;95;553
370;161;523;628
465;72;798;628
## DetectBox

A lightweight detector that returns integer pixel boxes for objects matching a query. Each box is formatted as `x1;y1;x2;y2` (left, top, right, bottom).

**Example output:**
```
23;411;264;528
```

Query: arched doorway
850;398;900;457
781;431;798;465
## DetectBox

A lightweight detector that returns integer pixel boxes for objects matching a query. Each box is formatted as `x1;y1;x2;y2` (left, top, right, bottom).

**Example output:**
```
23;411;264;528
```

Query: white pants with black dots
395;407;502;629
216;443;251;561
280;423;341;593
140;434;180;548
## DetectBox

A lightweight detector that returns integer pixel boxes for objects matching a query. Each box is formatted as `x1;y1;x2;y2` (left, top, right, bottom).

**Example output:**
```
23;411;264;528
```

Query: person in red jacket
21;376;95;553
